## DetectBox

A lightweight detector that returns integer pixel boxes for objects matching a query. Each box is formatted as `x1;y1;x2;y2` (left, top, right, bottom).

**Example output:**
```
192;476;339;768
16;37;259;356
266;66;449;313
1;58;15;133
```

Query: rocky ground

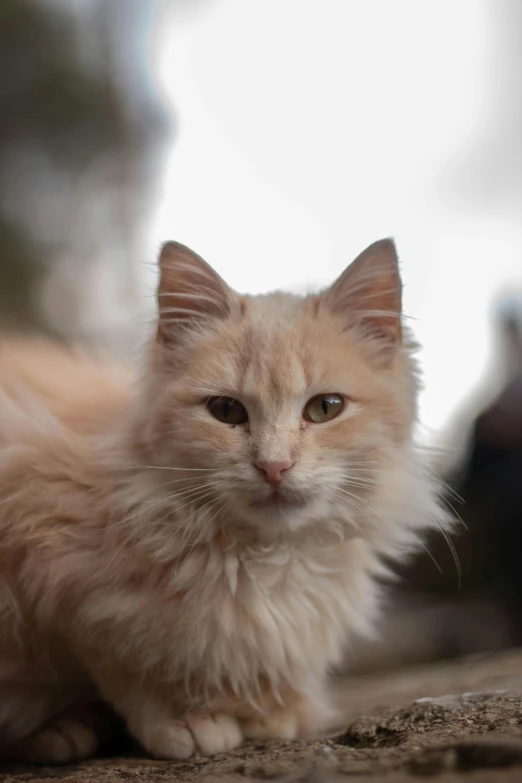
2;648;522;783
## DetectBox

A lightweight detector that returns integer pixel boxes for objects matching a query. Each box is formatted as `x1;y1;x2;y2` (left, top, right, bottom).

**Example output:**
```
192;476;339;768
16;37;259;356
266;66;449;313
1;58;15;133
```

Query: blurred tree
0;0;172;348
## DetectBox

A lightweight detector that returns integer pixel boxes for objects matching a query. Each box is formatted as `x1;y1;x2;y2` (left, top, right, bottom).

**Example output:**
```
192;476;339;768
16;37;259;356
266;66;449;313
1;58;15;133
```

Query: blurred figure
454;306;522;644
350;301;522;674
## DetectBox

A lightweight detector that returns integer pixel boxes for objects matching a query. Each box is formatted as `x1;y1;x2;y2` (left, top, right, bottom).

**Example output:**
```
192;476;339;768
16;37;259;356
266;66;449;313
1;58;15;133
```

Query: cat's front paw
242;709;299;741
241;694;340;743
144;711;243;759
187;711;243;756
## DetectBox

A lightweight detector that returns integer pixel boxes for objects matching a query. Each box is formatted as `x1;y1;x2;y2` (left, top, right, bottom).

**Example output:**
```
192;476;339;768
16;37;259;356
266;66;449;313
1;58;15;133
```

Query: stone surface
2;648;522;782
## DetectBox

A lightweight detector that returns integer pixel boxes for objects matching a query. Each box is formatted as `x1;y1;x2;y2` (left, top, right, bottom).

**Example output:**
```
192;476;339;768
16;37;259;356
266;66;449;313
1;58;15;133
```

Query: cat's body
0;240;448;762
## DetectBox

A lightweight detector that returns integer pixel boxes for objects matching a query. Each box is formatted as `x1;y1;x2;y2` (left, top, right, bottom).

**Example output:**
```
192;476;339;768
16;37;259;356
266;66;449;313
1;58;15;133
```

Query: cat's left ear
322;238;403;358
157;242;232;342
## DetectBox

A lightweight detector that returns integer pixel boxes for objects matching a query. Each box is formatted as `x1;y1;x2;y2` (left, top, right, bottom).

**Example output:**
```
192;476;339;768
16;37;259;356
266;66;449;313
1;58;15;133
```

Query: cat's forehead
239;327;310;400
189;293;353;400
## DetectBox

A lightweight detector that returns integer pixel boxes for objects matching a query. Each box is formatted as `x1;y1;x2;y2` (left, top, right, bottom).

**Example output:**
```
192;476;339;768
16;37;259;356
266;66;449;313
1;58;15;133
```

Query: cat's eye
207;396;248;425
304;394;344;424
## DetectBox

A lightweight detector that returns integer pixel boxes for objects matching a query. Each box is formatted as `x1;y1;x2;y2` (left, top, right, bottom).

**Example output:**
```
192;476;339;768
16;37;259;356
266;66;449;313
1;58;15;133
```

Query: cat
0;238;448;763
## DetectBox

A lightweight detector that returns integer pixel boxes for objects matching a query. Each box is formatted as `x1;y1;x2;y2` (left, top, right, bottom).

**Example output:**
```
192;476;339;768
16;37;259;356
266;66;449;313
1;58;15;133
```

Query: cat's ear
323;238;402;357
157;242;232;342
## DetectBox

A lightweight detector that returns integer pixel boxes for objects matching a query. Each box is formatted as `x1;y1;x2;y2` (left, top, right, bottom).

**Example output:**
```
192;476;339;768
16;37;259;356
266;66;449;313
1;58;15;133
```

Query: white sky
148;0;522;440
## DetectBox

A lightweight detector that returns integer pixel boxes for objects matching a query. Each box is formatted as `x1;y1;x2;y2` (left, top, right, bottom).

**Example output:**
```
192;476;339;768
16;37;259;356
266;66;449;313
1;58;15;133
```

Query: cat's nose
254;459;294;487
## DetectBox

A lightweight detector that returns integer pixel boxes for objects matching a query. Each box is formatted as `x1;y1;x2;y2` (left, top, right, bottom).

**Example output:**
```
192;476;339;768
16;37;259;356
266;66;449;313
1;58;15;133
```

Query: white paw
145;720;195;760
143;712;243;759
9;714;99;764
187;711;243;756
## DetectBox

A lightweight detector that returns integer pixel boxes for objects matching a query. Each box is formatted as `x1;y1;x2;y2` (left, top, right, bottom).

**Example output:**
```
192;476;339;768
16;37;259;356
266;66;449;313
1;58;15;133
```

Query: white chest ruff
162;539;379;696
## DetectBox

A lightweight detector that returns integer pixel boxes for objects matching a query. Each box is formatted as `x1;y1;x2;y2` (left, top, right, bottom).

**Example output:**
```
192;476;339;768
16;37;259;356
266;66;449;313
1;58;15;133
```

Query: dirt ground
2;648;522;783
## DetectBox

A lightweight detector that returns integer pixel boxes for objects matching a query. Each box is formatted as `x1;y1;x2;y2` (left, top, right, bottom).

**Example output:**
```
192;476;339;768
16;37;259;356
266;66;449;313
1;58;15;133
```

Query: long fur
0;240;450;762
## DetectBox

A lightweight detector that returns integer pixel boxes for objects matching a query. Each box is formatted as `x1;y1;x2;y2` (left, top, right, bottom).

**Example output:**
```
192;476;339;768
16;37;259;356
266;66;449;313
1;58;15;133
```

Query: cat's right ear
157;242;232;343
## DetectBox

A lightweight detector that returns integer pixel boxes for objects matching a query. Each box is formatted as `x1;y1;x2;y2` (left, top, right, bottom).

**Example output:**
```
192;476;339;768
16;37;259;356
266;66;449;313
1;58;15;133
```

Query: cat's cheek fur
137;386;245;475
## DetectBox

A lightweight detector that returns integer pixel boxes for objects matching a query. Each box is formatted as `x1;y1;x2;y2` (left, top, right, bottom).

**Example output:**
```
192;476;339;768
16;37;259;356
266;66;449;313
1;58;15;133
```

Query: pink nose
254;459;294;487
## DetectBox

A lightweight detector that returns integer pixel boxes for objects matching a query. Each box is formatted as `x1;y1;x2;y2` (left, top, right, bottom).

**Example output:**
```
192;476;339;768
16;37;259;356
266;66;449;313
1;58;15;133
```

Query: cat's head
136;239;418;539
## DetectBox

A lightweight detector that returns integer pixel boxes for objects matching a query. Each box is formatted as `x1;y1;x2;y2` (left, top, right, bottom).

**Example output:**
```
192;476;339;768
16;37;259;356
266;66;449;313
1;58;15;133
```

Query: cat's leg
6;713;98;764
94;678;242;760
86;659;243;760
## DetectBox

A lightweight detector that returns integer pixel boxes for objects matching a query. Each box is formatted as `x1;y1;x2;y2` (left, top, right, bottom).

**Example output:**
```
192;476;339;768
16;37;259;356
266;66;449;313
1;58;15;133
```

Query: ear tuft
157;242;231;342
323;238;403;351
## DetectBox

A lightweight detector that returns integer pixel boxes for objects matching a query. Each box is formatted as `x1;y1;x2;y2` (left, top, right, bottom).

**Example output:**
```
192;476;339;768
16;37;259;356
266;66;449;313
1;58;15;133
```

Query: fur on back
0;240;449;759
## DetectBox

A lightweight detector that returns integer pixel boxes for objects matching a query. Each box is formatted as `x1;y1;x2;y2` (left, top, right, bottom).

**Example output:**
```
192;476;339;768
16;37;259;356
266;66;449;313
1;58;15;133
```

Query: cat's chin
235;490;322;533
248;506;311;533
249;489;308;512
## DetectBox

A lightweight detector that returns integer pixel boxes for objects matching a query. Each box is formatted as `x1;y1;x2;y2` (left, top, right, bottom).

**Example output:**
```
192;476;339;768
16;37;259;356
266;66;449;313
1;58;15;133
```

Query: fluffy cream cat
0;239;448;763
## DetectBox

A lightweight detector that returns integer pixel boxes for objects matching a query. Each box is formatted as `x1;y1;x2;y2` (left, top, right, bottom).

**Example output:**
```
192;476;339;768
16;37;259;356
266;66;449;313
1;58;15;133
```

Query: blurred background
2;0;522;672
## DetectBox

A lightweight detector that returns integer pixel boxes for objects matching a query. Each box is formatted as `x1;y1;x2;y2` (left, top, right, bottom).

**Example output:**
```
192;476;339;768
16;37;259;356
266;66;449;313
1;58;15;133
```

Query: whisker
433;519;462;587
138;480;223;506
141;475;215;491
439;495;467;531
332;488;443;575
100;482;222;531
180;497;229;562
121;463;215;473
109;485;222;569
343;479;381;490
160;494;230;566
168;487;221;517
332;487;380;524
434;477;464;504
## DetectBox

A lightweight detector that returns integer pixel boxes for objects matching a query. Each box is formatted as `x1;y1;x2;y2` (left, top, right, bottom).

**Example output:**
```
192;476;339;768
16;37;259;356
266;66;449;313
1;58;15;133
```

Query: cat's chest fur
86;536;378;696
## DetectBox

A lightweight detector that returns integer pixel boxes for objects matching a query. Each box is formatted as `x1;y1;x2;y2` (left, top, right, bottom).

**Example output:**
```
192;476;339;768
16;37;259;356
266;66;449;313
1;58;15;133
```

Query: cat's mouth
250;489;308;511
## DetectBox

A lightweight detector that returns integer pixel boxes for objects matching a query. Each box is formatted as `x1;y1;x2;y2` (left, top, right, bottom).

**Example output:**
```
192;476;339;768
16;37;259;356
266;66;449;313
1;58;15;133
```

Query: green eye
304;394;344;423
207;396;248;425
